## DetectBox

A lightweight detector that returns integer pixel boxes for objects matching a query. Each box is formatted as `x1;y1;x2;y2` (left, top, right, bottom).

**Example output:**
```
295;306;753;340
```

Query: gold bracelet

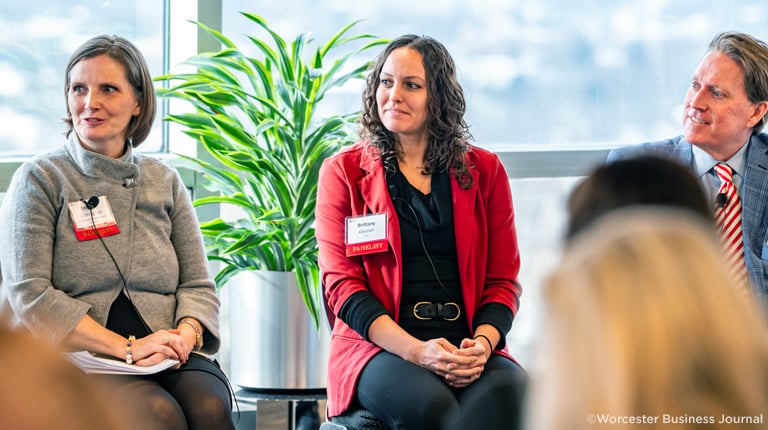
179;318;203;351
126;335;136;364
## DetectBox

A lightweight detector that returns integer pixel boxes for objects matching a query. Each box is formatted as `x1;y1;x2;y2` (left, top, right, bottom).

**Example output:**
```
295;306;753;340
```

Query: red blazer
316;141;522;417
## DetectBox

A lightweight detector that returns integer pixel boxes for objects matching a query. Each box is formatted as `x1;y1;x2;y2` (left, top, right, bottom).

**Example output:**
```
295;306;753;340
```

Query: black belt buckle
413;301;460;321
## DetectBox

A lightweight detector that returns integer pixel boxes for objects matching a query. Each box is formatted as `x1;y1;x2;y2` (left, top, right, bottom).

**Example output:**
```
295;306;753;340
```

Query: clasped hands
128;329;192;368
416;337;489;388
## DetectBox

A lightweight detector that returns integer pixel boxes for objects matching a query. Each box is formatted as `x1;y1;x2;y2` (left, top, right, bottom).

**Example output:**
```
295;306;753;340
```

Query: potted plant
155;13;386;389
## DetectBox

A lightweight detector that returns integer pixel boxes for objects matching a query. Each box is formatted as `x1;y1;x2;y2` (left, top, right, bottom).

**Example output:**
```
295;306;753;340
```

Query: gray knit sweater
0;135;221;354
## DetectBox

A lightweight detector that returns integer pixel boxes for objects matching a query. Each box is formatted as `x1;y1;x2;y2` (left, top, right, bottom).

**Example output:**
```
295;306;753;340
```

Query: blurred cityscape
2;1;768;156
0;0;163;154
227;0;768;151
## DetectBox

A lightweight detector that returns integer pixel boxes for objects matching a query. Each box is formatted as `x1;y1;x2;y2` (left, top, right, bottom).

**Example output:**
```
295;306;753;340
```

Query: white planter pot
229;270;329;390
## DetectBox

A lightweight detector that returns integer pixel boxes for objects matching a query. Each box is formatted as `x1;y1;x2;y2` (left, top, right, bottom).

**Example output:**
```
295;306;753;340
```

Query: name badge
345;213;388;257
67;196;121;241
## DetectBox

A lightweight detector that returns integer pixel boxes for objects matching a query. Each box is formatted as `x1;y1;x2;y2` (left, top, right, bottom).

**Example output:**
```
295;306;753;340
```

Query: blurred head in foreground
0;326;132;430
566;156;710;240
528;208;768;430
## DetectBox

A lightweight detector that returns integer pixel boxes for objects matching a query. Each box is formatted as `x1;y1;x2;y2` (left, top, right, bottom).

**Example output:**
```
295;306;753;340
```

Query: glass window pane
222;0;768;151
0;0;164;156
507;176;577;365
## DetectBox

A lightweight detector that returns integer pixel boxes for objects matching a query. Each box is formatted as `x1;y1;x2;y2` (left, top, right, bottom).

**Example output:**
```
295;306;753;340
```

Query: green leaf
191;20;238;49
155;11;384;328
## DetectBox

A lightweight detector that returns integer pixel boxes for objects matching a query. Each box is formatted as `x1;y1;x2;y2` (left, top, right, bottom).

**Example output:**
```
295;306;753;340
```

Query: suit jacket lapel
357;149;402;308
357;150;392;216
672;138;695;168
741;135;768;247
452;166;480;312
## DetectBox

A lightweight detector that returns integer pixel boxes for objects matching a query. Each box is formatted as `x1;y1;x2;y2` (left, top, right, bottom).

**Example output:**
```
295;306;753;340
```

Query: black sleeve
472;303;514;349
338;291;390;341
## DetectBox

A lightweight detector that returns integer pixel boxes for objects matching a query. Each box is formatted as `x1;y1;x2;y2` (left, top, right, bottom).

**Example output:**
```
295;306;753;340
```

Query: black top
338;166;513;347
106;291;151;338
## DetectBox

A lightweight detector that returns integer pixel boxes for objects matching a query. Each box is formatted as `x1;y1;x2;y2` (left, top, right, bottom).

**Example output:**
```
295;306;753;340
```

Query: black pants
356;351;524;430
94;354;235;430
102;292;234;429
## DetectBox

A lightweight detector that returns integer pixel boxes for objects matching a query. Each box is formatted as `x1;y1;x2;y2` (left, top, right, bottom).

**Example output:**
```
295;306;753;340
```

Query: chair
321;282;391;430
321;408;390;430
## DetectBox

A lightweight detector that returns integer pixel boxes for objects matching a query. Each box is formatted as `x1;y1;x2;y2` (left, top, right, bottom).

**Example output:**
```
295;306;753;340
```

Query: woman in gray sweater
0;35;234;430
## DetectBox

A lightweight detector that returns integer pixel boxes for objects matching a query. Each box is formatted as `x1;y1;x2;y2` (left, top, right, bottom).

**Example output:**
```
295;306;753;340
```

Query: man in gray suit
608;31;768;308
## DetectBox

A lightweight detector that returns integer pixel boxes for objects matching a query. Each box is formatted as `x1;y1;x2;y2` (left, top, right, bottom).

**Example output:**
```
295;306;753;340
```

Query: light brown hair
0;327;134;429
64;35;156;147
529;208;768;429
709;31;768;133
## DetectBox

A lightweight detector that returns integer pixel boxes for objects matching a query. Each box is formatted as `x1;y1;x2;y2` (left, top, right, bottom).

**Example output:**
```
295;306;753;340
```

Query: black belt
403;301;461;321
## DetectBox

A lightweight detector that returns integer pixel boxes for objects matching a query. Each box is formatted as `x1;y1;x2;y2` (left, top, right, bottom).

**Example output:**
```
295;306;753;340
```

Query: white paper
345;213;387;244
65;351;179;375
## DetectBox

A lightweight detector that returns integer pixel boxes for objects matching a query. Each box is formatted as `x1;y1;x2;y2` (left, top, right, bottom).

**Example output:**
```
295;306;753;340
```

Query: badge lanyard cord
85;199;152;335
392;196;451;300
84;198;240;415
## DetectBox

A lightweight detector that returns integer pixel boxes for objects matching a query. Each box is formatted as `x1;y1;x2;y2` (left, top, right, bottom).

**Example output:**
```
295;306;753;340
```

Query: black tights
98;354;234;430
356;351;523;430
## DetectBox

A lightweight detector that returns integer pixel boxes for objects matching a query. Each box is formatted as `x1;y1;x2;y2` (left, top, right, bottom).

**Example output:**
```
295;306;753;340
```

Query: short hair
566;156;710;240
529;208;768;430
709;31;768;133
64;35;156;147
360;34;473;187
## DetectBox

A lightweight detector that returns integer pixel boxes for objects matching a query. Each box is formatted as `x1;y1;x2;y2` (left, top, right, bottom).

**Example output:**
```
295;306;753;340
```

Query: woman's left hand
134;329;189;368
443;338;487;388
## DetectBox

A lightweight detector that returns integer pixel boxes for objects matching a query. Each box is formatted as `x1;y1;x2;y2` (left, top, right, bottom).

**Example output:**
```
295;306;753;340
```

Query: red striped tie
714;163;748;286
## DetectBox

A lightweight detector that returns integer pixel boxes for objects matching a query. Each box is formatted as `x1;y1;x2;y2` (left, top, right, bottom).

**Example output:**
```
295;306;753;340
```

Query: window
0;0;166;156
222;0;768;150
219;0;768;366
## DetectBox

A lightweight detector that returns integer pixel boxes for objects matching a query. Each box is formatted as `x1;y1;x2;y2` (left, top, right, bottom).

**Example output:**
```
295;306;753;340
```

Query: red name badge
72;224;121;241
345;213;388;257
67;196;121;242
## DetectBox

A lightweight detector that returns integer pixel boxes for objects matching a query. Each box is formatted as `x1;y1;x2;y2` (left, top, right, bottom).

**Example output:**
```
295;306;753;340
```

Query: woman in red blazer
316;34;524;430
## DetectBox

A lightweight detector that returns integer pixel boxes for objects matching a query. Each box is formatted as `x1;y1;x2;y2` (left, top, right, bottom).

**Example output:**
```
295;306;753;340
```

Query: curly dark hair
360;34;474;188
